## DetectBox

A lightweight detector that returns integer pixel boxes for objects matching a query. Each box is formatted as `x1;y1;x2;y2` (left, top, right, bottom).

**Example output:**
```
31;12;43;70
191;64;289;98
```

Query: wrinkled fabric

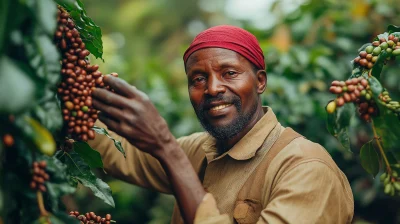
88;107;354;224
183;25;265;70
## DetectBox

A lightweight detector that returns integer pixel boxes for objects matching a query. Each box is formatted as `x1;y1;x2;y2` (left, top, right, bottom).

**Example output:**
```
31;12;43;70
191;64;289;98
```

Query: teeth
210;104;231;111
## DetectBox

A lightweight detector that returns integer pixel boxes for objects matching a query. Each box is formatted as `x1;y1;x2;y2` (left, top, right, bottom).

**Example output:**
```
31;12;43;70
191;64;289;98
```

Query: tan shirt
89;107;354;224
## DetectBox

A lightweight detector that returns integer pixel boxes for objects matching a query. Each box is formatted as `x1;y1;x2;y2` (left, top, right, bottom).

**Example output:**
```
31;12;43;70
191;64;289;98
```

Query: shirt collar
202;106;279;163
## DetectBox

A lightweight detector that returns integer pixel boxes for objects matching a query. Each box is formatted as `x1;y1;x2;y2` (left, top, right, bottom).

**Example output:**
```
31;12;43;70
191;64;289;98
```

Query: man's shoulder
270;135;342;177
177;132;209;156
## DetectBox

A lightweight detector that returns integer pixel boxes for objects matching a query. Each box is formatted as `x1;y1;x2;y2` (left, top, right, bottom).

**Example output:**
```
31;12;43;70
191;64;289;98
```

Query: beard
193;94;258;140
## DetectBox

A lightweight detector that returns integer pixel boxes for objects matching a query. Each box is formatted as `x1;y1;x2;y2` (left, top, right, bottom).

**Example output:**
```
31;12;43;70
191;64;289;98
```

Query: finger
92;88;129;108
98;112;120;133
103;75;139;98
92;98;124;120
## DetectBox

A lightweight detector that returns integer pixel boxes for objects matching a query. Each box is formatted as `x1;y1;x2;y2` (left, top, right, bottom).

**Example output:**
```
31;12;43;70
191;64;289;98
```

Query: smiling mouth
209;104;232;111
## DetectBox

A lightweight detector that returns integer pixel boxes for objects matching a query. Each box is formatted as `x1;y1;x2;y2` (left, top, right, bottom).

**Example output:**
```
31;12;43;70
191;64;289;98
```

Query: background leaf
24;34;61;86
0;56;36;113
73;141;104;168
370;51;387;80
326;103;354;151
360;140;380;177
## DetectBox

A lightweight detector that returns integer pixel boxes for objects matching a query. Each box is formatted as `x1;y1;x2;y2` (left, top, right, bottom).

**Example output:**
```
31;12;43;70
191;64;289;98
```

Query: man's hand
92;75;175;158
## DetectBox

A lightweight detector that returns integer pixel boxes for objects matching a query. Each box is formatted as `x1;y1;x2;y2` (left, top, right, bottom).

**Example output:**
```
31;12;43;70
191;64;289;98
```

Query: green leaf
92;126;126;158
37;155;76;211
338;129;351;152
73;141;104;168
387;24;400;33
368;76;383;97
32;97;63;135
24;34;61;86
326;103;353;152
55;151;115;207
370;51;387;80
372;114;400;163
0;56;36;113
55;0;104;59
360;140;380;177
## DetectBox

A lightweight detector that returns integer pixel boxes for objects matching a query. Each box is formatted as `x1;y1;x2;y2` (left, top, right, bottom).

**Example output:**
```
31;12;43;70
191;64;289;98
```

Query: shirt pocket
233;199;262;224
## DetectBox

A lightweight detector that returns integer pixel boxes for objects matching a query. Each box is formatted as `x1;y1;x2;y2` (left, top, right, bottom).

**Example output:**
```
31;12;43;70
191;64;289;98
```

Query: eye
191;76;206;85
225;71;238;77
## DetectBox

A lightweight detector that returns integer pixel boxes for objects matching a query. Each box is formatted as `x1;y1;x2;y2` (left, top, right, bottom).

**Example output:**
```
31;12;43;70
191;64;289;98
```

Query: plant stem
371;120;392;173
36;191;48;216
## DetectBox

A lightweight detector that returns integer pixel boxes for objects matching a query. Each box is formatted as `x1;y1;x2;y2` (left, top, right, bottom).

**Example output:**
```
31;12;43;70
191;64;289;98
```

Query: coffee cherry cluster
69;211;114;224
354;34;400;68
30;161;49;192
327;76;378;121
380;168;400;196
379;91;400;116
55;8;118;142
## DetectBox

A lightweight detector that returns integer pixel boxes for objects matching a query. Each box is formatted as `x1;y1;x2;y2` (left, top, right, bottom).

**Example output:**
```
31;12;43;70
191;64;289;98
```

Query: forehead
185;48;248;72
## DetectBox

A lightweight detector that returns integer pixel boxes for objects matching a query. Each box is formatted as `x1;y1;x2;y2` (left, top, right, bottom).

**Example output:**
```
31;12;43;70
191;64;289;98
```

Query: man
89;25;354;224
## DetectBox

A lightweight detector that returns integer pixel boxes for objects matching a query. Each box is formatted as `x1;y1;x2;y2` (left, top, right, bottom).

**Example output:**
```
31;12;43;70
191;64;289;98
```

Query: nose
204;74;226;96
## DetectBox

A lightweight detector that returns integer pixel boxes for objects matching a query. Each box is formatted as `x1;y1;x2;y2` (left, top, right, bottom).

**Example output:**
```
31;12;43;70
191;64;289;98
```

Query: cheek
188;88;202;106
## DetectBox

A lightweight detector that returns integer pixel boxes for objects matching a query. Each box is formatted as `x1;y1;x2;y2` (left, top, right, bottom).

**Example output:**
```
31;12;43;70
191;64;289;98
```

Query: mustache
198;94;241;111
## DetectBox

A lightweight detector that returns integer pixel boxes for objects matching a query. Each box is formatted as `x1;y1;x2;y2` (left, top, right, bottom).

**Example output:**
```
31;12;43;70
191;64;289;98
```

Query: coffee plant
0;0;124;223
326;25;400;197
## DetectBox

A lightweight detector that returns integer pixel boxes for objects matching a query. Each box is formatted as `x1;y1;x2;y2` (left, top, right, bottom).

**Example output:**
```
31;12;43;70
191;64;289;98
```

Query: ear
256;70;267;94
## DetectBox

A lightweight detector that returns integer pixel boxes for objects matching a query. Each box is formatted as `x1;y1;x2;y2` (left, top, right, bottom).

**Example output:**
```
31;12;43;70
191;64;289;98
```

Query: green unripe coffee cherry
81;106;89;112
387;40;395;47
373;46;382;55
380;42;388;50
71;111;77;117
365;93;371;100
360;90;367;96
380;172;387;182
384;175;391;185
365;46;374;54
394;182;400;191
371;56;378;63
384;183;393;194
342;86;348;92
386;48;393;54
393;48;400;56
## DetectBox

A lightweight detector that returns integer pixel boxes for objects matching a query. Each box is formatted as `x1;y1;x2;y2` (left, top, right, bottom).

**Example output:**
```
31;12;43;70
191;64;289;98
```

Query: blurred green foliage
68;0;400;223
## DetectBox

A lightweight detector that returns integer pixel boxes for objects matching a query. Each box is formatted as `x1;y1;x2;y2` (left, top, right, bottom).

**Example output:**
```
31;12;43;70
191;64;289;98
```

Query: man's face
185;48;263;140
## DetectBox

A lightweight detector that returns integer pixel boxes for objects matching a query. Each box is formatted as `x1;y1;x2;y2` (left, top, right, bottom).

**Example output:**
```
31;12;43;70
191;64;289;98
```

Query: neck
216;106;265;154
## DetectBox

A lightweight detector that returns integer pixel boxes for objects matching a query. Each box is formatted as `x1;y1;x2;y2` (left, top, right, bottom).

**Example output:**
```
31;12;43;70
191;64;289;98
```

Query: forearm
156;141;206;224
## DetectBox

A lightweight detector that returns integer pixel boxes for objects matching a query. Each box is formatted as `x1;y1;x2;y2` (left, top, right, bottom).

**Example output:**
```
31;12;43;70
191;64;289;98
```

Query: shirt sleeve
193;161;353;224
88;121;171;193
88;121;208;194
258;160;354;224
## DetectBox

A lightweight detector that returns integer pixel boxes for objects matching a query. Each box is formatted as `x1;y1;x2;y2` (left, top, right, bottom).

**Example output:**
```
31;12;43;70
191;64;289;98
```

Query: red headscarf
183;25;265;70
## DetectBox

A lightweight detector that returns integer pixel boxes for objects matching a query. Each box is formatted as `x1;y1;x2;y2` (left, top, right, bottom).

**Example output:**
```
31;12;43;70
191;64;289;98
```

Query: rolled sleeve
88;121;171;193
